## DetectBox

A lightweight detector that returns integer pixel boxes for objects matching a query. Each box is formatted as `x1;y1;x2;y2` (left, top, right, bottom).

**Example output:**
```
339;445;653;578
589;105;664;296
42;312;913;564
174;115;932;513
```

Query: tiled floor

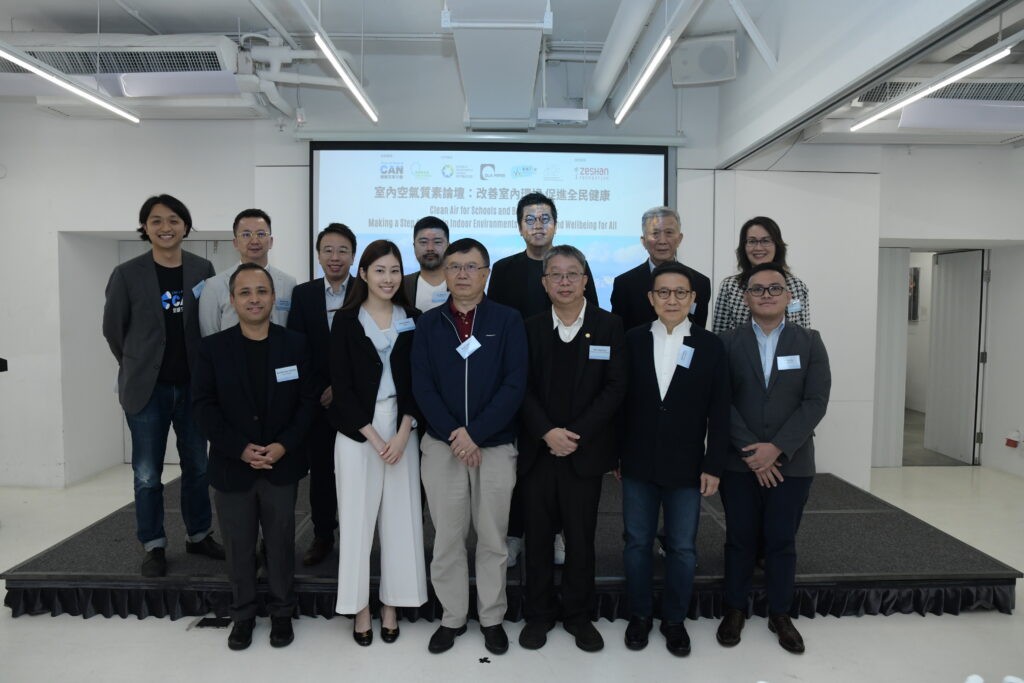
1;464;1022;683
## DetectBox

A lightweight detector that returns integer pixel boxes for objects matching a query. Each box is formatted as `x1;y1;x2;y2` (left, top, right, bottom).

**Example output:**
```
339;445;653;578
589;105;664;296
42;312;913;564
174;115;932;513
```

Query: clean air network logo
379;162;404;179
162;290;183;313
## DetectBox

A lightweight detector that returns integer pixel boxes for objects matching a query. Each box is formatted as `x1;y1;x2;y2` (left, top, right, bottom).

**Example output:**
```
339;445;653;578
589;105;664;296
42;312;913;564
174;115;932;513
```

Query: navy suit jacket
286;275;354;393
610;260;711;332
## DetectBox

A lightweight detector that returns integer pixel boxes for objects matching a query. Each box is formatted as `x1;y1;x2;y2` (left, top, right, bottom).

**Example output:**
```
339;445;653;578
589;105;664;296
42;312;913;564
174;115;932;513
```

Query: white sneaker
553;533;566;566
506;536;522;568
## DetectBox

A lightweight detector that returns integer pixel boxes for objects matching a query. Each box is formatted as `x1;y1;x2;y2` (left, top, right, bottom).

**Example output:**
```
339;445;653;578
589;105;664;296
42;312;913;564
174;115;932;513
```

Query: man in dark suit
610;206;711;331
286;223;356;566
102;194;224;578
518;245;627;653
620;261;729;657
716;262;831;654
403;215;450;312
193;263;318;651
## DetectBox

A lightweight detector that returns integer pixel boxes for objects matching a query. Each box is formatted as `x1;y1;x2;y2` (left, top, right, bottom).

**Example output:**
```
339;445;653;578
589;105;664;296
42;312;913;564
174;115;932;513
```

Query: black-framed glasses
746;284;787;297
543;271;583;283
523;214;553;227
652;287;692;300
445;262;485;275
745;237;773;247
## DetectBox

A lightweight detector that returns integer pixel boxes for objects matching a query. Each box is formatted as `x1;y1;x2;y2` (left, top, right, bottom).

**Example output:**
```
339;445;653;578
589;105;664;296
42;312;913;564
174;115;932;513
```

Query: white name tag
275;365;299;382
456;335;481;359
677;345;694;368
275;298;291;312
431;290;449;303
395;318;416;333
689;302;697;315
777;355;801;371
787;299;802;314
191;280;205;300
589;345;610;360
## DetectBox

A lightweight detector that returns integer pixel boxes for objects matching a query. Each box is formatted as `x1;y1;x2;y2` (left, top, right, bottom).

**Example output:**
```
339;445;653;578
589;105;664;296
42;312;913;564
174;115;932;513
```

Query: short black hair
743;262;788;289
650;261;694;291
232;208;272;235
443;238;490;268
413;215;450;239
316;223;357;253
516;191;557;225
229;262;275;295
137;194;193;241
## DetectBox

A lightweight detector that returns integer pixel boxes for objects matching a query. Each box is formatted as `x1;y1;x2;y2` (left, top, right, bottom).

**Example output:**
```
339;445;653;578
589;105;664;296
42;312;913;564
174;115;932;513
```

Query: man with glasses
518;245;627;653
199;209;297;337
716;262;831;655
619;261;729;657
403;215;450;312
412;238;527;656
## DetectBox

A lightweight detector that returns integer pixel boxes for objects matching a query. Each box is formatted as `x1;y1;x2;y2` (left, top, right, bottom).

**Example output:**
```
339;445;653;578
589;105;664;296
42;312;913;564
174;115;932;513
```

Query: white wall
905;252;934;412
873;248;910;468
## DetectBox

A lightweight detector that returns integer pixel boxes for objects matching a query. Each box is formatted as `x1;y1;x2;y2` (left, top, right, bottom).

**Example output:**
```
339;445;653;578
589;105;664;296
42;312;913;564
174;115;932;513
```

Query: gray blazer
103;250;215;414
719;322;831;477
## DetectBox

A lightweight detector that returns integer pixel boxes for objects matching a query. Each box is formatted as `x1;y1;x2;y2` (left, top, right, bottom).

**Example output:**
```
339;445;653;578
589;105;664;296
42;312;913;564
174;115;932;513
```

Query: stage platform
3;473;1019;621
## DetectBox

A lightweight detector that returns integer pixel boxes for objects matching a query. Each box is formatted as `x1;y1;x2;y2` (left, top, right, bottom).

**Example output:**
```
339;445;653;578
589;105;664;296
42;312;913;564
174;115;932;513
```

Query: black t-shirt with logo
155;263;189;385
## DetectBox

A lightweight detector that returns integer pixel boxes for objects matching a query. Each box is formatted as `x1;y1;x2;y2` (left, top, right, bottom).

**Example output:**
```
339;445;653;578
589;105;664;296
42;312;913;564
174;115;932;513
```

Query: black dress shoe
381;624;400;643
624;616;653;651
228;618;255;651
564;619;604;652
186;533;226;560
768;614;805;654
270;616;294;648
141;548;167;577
518;620;554;650
480;624;509;655
660;621;691;657
303;536;333;567
428;624;467;654
353;624;373;646
716;607;745;647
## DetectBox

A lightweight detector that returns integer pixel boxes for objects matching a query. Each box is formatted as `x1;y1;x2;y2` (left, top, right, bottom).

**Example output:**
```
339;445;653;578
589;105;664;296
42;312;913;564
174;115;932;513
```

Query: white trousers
334;398;428;614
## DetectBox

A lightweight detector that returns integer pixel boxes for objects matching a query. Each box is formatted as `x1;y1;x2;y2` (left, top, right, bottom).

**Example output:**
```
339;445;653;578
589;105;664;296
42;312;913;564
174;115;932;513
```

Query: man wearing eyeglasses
198;209;297;337
412;238;527;656
403;215;451;312
716;262;831;655
619;261;729;657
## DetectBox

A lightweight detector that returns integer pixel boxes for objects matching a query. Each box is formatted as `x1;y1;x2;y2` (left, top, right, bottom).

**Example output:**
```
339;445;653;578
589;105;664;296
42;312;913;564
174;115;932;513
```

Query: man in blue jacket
412;238;527;657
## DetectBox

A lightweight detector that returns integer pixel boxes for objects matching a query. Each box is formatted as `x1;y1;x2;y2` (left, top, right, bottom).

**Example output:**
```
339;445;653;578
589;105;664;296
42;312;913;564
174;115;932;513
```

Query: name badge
777;355;801;371
689;302;697;315
431;290;449;303
589;345;610;360
275;298;291;312
456;335;481;359
787;299;802;314
191;280;205;300
677;345;694;368
395;318;416;333
275;365;299;382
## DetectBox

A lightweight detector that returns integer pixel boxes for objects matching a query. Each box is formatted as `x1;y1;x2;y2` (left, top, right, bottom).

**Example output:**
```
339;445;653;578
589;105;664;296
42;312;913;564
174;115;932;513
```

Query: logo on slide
479;163;505;180
379;162;404;179
442;164;455;178
511;165;536;178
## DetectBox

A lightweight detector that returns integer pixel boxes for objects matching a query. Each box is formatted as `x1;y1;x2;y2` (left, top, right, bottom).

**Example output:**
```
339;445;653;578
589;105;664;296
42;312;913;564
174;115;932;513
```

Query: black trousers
215;478;298;621
522;455;603;624
307;411;338;540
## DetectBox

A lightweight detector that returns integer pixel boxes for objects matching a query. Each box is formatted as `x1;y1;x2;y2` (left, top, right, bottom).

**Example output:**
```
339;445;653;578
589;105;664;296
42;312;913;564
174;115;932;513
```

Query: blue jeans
622;477;701;623
125;382;211;550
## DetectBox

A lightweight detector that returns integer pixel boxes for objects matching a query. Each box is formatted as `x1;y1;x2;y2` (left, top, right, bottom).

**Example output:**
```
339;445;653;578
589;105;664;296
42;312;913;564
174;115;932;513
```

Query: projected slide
312;144;667;309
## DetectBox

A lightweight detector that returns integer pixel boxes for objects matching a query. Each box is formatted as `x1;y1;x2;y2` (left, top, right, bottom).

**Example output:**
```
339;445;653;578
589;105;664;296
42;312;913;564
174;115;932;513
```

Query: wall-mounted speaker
671;33;737;86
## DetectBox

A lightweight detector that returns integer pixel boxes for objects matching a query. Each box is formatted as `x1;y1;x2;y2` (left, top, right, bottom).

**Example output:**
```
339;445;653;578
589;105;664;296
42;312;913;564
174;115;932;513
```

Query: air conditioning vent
862;79;1024;103
2;50;225;74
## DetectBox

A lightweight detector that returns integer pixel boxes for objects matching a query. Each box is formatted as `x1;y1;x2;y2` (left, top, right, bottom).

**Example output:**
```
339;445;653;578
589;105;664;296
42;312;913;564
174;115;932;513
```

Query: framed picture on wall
909;266;920;321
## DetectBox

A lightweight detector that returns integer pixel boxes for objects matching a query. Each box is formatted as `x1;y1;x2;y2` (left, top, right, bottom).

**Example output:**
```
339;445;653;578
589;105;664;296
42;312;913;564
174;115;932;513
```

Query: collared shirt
752;317;786;387
449;300;476;341
324;276;348;328
711;272;811;334
551;300;586;343
651;317;692;400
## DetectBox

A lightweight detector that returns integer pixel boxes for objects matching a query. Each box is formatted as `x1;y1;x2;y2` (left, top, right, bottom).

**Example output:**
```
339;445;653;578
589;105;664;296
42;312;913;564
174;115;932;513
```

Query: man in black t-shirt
102;194;224;577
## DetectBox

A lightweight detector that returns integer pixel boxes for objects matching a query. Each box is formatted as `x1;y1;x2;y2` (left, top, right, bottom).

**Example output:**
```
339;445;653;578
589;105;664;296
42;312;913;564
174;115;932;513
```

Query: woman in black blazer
329;240;427;645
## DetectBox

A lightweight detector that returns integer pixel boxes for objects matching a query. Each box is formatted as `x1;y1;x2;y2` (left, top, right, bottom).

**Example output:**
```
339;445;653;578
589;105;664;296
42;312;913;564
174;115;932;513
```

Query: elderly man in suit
103;194;224;578
193;263;318;650
518;245;627;653
610;206;712;332
716;262;831;654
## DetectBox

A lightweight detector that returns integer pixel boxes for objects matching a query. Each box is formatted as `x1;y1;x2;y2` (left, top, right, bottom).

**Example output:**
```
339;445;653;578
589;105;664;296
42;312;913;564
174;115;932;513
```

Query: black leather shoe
228;618;255;651
660;621;691;656
303;536;333;567
428;624;467;654
624;616;653;651
716;607;745;646
481;624;509;655
353;624;373;646
186;533;226;560
141;548;167;577
768;614;805;654
564;619;604;652
518;620;554;650
381;624;400;643
270;617;294;648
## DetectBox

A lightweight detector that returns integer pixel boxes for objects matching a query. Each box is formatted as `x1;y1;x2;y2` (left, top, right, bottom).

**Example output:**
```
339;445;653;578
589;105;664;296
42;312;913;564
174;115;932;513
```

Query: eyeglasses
239;231;270;240
745;237;774;247
543;271;583;283
523;214;553;227
652;287;692;300
319;246;351;256
746;284;787;297
445;262;485;275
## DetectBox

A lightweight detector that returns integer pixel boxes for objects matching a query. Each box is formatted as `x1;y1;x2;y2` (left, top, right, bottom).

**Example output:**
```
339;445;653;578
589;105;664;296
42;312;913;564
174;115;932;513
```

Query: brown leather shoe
768;613;805;654
716;607;745;647
302;536;333;567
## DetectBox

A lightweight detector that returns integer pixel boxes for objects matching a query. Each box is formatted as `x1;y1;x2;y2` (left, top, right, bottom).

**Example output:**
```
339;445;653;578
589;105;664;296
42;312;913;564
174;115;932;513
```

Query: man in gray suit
103;194;225;577
715;262;831;654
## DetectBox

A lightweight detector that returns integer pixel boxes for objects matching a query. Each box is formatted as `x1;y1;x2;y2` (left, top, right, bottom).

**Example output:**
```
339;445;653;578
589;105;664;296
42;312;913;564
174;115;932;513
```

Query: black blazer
488;250;599;320
287;275;355;393
621;322;730;488
610;261;711;332
192;324;318;492
520;305;628;478
328;304;421;442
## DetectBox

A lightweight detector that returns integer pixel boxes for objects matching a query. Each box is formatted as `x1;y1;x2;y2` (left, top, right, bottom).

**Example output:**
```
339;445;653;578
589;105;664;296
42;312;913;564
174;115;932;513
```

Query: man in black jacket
193;264;318;651
518;245;627;653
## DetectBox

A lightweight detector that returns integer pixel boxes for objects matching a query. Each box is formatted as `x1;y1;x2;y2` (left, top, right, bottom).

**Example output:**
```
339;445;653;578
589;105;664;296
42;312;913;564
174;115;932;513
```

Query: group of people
102;190;830;658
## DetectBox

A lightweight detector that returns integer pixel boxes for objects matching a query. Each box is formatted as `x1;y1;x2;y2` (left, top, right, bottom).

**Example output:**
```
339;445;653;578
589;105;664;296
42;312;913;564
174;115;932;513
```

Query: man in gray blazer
715;262;831;654
103;194;225;577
